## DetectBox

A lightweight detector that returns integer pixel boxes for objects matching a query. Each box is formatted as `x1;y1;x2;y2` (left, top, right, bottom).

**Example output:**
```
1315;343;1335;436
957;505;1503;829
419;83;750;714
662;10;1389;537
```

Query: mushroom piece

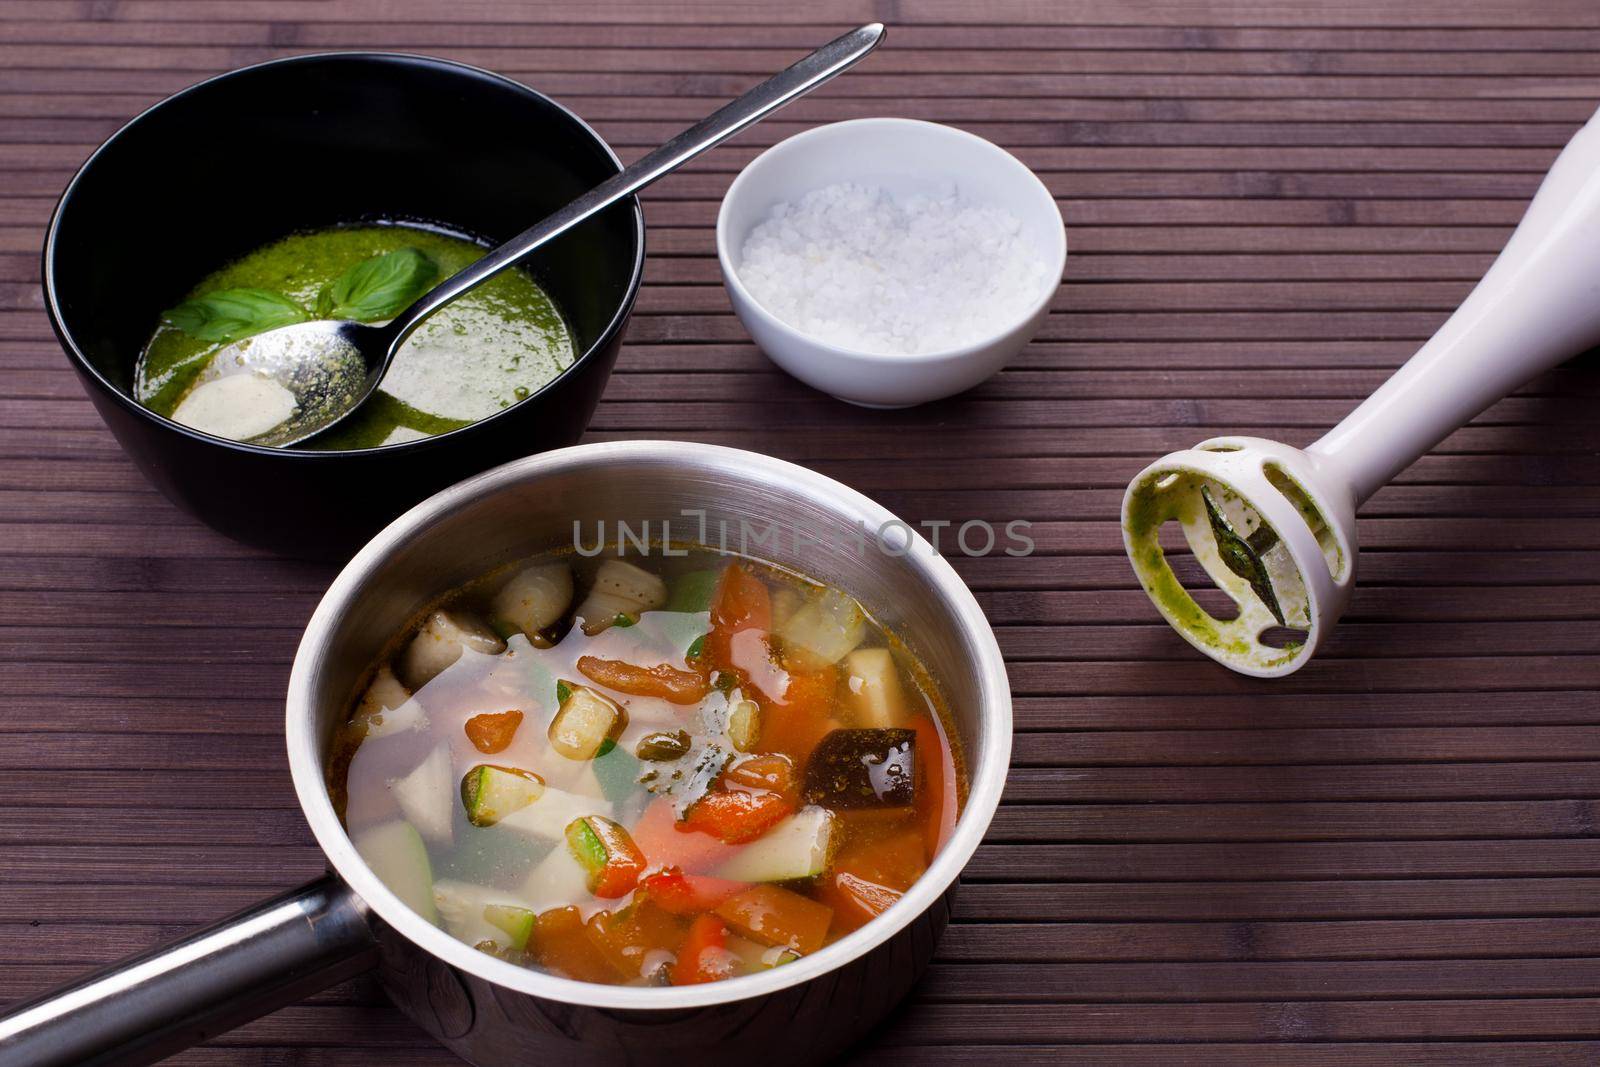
397;610;506;690
575;559;667;634
489;562;574;638
352;664;428;738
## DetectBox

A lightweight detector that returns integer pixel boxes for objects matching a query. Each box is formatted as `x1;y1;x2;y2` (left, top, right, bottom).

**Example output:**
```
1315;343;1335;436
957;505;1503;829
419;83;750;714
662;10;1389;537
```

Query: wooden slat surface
1;1;1597;1063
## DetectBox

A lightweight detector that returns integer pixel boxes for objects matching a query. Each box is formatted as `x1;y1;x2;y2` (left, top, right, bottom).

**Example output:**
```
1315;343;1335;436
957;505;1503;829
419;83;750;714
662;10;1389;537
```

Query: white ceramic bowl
716;117;1065;408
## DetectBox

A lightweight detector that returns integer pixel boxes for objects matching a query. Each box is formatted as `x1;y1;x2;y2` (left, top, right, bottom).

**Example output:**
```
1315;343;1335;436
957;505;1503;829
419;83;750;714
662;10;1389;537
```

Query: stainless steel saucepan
0;441;1013;1067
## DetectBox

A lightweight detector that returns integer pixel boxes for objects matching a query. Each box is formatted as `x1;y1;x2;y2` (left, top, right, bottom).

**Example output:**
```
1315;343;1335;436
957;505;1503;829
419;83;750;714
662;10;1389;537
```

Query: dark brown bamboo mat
3;1;1599;1064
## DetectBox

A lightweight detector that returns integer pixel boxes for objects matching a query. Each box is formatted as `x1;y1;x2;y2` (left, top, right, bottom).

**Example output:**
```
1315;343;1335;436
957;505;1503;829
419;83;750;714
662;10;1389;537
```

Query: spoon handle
381;22;886;349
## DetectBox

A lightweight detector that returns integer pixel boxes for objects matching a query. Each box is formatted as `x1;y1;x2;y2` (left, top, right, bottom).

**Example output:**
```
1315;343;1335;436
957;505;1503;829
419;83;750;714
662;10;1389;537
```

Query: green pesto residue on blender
1123;470;1304;667
136;225;575;450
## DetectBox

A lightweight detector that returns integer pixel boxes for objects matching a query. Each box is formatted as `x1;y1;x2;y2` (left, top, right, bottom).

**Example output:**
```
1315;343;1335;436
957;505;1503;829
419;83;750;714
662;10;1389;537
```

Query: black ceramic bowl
44;52;645;557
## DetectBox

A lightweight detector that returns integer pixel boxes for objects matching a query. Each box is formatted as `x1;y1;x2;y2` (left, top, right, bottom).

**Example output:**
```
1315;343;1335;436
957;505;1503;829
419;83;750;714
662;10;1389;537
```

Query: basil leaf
320;248;437;322
162;288;309;344
1200;485;1285;625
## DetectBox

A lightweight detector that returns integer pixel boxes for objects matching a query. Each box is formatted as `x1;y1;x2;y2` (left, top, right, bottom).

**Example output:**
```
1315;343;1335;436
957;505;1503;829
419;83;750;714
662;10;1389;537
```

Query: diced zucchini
484;903;537;950
777;588;865;666
802;728;916;810
490;562;574;636
460;764;545;827
389;744;454;844
548;683;627;760
353;820;438;924
564;815;646;897
496;785;614;841
352;665;428;739
726;934;800;971
716;806;838;882
397;610;506;690
432;879;532;949
565;818;607;872
839;648;908;729
575;560;668;634
727;697;760;752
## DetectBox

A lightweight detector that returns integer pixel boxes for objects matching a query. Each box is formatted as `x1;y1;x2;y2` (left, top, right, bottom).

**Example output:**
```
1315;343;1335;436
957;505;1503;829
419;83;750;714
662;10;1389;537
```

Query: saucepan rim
286;440;1013;1010
41;49;646;460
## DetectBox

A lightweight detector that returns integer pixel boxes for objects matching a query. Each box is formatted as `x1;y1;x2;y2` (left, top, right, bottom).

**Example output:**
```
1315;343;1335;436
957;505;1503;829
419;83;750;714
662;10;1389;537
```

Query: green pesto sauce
1124;471;1282;663
1125;473;1246;656
135;225;575;450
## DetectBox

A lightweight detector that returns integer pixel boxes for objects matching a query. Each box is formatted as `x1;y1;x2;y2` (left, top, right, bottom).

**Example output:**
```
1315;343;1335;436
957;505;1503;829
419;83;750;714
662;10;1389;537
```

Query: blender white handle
1309;105;1600;507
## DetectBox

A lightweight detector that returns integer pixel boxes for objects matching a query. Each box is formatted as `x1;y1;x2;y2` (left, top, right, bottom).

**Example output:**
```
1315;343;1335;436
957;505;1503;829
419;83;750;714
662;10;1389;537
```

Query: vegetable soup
327;549;965;987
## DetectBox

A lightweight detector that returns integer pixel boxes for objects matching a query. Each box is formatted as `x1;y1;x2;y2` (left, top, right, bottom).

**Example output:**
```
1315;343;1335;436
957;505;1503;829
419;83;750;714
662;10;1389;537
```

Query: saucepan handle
0;875;376;1067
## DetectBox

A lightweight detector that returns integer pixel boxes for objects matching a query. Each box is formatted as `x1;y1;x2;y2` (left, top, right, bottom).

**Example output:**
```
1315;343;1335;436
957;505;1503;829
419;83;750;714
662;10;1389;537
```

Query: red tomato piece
721;752;799;803
532;906;615;984
566;815;647;899
463;709;523;754
585;901;687;981
704;565;772;673
714;885;834;956
639;866;750;915
577;656;709;705
671;914;737;986
631;797;740;873
758;662;839;766
910;713;958;862
679;789;793;845
816;828;926;934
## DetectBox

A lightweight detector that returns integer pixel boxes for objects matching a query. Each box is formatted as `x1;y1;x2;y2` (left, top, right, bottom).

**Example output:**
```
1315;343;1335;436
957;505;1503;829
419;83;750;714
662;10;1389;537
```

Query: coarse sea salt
736;181;1053;356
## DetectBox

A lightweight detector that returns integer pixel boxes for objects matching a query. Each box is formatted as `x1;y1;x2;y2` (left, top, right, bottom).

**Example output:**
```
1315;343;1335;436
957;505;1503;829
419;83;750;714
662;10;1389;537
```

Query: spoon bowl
176;321;371;446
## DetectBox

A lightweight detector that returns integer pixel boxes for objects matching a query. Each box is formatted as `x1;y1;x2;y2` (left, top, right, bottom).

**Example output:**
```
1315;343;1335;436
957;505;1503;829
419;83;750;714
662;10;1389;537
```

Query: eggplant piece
802;728;916;810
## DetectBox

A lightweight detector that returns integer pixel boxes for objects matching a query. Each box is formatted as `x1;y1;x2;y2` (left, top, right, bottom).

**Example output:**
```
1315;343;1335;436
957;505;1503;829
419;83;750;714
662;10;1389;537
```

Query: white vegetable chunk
770;586;802;630
353;665;428;739
521;839;593;911
397;610;506;690
840;648;908;729
389;744;454;845
727;696;761;751
778;588;866;666
497;786;614;841
432;879;530;949
353;820;437;924
717;806;839;882
490;562;574;636
576;559;668;634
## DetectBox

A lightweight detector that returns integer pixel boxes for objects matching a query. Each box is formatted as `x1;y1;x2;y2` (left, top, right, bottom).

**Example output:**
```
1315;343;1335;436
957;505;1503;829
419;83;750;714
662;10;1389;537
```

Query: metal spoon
182;23;885;448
